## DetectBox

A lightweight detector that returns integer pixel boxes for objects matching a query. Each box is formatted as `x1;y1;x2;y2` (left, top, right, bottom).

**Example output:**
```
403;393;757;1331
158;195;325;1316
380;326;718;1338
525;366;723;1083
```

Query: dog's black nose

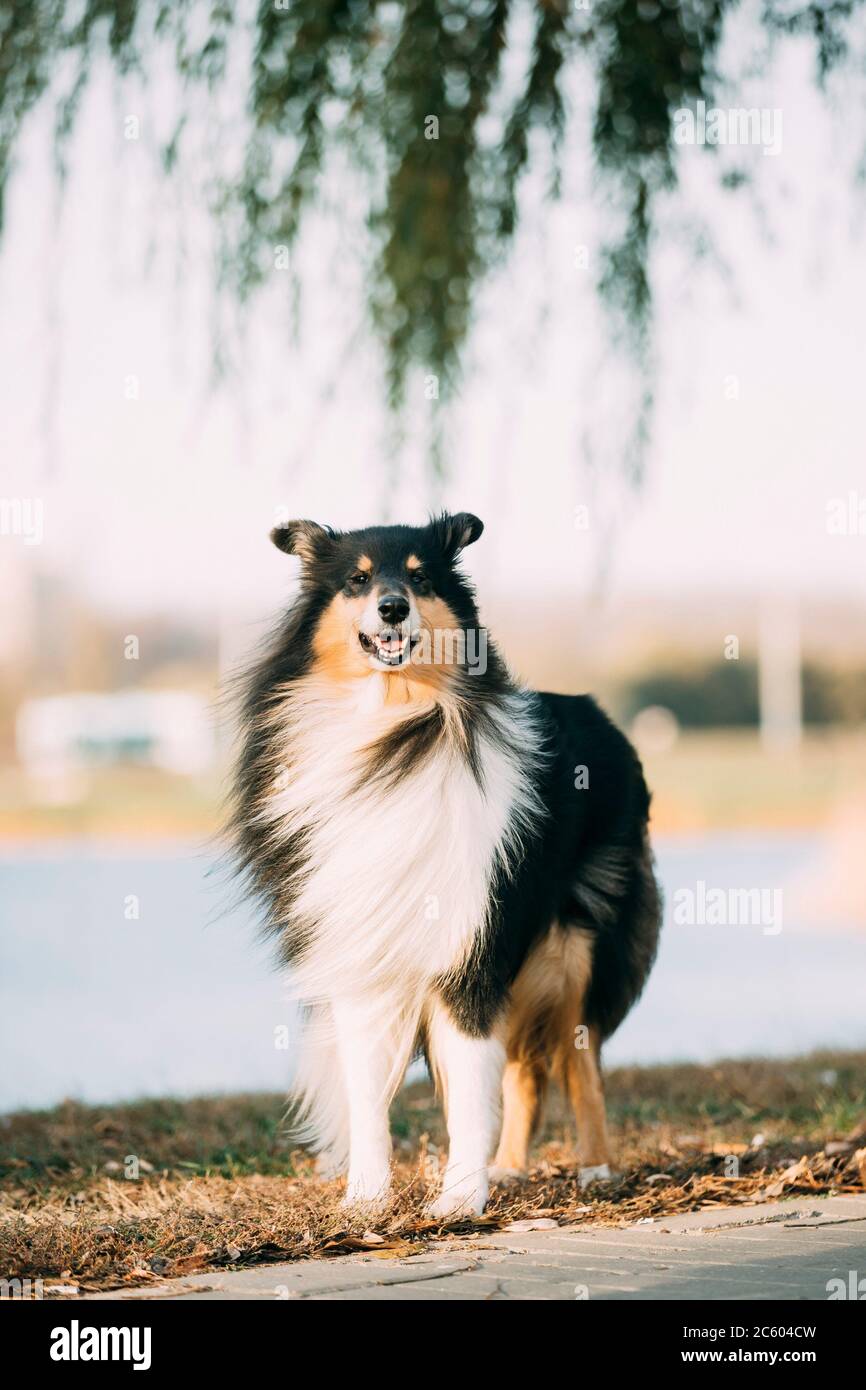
378;593;409;624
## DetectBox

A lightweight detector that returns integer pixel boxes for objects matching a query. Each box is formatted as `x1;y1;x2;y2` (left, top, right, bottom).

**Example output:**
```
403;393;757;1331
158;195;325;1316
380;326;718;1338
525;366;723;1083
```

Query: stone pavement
87;1194;866;1301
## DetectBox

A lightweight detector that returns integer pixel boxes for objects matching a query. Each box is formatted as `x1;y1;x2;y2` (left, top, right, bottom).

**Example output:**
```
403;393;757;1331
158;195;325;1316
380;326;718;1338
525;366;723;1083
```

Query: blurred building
16;691;215;778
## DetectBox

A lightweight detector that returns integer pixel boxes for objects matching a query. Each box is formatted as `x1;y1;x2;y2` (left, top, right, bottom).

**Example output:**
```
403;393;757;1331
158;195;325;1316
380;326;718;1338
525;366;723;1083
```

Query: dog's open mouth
358;629;418;668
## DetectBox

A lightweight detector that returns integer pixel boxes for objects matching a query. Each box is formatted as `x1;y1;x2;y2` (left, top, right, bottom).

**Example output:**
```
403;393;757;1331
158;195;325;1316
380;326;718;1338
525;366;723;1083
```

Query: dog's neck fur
273;631;514;780
253;663;544;995
262;663;523;819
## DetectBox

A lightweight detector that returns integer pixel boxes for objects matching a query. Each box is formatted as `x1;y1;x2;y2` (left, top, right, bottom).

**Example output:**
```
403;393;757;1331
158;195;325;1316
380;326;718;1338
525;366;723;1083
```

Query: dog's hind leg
565;1027;611;1184
489;1059;546;1181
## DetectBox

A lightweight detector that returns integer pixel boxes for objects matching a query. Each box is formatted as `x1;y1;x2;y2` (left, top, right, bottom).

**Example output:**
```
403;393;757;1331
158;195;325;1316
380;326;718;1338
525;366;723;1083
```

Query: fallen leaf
763;1155;808;1198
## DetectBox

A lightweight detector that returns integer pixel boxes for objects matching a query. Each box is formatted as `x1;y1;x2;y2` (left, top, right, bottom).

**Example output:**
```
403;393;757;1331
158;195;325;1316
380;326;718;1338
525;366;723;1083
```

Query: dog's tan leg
566;1030;611;1182
490;1059;545;1178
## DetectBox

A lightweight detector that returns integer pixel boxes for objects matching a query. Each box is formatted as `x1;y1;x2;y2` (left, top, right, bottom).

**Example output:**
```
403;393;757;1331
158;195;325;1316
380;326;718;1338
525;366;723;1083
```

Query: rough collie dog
231;513;661;1217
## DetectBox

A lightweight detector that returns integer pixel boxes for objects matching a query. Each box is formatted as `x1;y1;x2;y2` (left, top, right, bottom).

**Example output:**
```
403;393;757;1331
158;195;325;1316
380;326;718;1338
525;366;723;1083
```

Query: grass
641;728;866;832
0;765;223;841
2;1051;864;1295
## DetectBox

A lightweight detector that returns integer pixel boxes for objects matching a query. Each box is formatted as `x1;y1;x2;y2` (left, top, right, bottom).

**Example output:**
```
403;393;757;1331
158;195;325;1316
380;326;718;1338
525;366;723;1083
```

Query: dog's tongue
376;630;405;653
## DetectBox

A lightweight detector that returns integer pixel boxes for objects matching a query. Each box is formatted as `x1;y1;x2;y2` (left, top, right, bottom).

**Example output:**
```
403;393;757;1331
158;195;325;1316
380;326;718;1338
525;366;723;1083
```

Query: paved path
88;1194;866;1301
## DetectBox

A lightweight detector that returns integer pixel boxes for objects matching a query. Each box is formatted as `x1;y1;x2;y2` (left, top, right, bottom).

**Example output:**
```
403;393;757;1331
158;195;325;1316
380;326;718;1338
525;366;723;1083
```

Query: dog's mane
225;581;536;960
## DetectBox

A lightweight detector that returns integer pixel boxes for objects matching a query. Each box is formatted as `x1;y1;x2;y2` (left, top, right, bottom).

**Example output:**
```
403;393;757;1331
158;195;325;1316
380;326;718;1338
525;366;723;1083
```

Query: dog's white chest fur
262;675;541;1003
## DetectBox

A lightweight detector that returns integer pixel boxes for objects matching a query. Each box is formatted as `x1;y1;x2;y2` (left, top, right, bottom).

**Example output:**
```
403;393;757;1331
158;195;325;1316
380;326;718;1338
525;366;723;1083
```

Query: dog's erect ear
429;511;484;560
270;520;336;566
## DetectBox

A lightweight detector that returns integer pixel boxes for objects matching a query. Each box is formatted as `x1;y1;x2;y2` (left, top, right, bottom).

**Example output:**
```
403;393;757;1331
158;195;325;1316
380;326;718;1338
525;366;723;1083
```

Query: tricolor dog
231;513;661;1216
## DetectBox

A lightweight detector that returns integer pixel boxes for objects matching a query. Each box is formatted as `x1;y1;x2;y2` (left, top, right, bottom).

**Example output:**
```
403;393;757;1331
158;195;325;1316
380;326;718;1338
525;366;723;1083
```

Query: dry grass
2;1051;864;1295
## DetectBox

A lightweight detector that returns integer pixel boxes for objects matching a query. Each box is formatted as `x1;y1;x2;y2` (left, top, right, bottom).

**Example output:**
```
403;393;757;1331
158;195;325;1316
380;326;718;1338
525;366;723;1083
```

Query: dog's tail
286;1004;350;1174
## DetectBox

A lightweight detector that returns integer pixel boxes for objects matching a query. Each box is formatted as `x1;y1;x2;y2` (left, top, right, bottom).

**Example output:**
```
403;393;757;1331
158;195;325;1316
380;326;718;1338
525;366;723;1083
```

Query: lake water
1;834;863;1112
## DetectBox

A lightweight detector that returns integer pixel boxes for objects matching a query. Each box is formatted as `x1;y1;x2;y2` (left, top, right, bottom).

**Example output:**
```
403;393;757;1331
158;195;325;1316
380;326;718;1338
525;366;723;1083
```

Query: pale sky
1;3;865;628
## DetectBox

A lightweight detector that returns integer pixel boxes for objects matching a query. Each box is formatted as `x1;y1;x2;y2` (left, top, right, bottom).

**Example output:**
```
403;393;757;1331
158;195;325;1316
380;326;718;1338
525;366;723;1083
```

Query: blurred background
1;0;864;1112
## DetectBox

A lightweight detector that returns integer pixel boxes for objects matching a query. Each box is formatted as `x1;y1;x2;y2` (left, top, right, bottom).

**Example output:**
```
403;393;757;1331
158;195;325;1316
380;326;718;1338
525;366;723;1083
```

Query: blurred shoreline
3;728;865;839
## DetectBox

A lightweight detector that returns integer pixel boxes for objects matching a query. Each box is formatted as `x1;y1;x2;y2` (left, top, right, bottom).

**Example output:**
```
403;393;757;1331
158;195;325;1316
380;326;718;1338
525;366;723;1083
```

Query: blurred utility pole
758;592;802;752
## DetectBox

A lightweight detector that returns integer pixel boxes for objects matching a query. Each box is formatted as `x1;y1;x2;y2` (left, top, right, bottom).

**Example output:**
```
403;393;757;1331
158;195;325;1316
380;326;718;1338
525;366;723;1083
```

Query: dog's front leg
332;997;394;1207
427;1004;505;1218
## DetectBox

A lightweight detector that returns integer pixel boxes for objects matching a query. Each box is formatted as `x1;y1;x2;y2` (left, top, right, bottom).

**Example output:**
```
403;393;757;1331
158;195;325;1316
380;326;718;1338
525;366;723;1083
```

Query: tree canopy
2;0;863;461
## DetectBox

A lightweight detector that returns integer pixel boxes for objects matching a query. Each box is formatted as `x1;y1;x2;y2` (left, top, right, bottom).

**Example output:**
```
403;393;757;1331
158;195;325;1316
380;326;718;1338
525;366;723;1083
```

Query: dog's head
270;513;485;684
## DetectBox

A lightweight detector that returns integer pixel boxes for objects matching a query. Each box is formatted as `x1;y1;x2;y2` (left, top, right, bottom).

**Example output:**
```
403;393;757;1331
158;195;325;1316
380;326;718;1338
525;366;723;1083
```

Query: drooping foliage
1;0;864;453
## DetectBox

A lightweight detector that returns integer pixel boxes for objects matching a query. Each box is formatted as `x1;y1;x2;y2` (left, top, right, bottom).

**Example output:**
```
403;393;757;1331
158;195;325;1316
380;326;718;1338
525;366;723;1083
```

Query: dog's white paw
426;1171;487;1220
340;1171;391;1212
578;1162;612;1189
488;1163;527;1186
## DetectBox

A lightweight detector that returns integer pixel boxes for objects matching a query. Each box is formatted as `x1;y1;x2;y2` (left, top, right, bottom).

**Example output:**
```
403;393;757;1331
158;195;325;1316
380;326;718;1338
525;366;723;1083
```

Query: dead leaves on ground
2;1135;863;1294
3;1061;864;1295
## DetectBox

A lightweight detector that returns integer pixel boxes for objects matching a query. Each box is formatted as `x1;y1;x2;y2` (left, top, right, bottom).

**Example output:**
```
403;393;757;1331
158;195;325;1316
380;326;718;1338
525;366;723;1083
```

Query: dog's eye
410;571;426;586
351;572;369;586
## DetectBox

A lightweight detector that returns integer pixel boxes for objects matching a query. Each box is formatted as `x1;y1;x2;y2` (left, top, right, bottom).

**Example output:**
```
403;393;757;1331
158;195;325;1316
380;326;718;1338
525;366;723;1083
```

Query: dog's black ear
429;511;484;560
270;520;336;565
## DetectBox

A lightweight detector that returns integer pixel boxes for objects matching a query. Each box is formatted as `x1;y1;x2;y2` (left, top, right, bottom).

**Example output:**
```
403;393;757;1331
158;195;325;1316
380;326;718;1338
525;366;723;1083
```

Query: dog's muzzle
358;626;418;667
